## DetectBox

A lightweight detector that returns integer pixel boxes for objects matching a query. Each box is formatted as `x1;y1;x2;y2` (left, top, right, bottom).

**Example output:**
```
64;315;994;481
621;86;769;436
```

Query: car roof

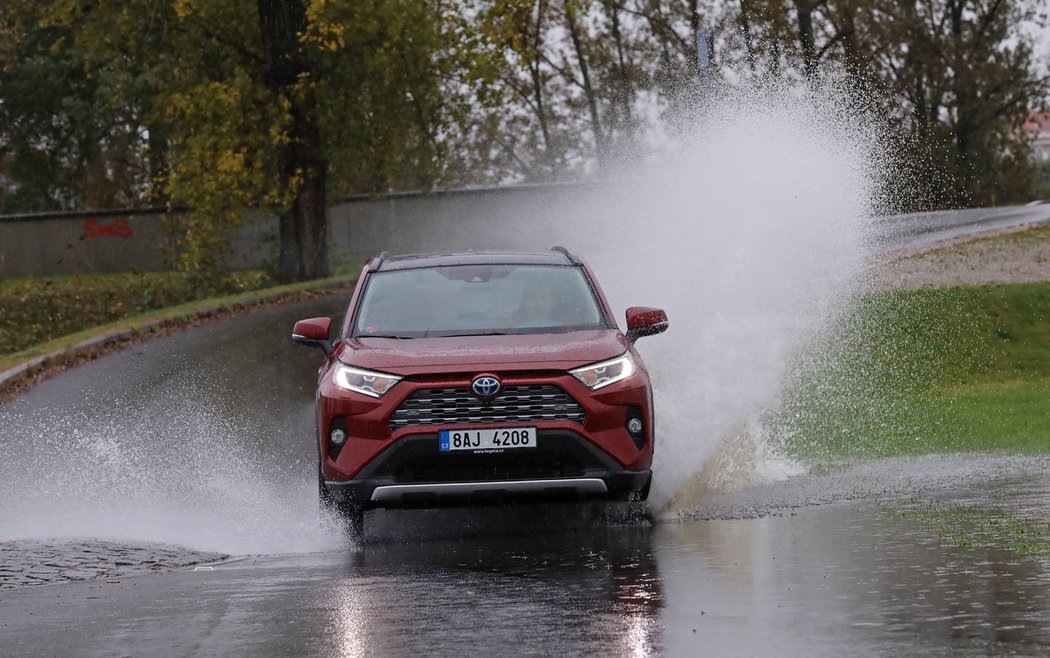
370;249;578;272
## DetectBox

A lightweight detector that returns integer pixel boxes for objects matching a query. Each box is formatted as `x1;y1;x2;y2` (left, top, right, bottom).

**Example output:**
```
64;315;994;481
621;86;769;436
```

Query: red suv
292;248;668;533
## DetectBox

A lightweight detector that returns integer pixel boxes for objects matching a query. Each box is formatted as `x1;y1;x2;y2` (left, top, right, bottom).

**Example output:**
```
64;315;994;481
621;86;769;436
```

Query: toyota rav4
292;248;668;534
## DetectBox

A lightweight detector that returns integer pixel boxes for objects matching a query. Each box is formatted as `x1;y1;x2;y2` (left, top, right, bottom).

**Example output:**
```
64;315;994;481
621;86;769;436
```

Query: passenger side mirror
625;307;668;343
292;317;334;355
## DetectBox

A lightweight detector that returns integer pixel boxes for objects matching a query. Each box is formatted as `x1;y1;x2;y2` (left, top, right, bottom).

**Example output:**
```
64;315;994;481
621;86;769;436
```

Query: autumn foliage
0;1;1046;279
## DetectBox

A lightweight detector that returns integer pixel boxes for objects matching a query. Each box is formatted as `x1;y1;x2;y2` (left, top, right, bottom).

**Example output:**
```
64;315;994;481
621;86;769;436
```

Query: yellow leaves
173;0;196;18
216;148;247;175
306;24;347;53
36;0;79;29
155;65;295;270
303;0;347;52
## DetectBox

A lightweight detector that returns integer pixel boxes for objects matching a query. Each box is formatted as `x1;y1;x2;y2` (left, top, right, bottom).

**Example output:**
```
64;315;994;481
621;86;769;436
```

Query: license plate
439;427;537;452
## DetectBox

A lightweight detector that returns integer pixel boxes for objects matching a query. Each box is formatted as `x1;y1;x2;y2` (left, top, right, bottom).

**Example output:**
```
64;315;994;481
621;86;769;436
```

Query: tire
339;504;365;538
318;467;366;538
613;474;646;499
633;475;652;502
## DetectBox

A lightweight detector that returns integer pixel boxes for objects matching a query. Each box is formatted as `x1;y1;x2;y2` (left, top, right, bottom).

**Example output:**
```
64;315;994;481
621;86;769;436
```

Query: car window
353;264;605;337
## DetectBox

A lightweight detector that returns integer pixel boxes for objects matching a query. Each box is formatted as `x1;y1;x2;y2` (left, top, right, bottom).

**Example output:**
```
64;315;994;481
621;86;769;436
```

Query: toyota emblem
471;375;502;399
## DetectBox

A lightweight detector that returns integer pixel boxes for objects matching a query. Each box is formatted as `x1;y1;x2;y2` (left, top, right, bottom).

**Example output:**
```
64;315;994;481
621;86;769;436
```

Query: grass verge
768;278;1050;558
770;281;1050;461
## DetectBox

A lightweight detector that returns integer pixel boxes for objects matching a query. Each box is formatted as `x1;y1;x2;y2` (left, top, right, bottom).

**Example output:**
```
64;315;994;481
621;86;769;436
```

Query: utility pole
696;28;713;73
696;28;716;95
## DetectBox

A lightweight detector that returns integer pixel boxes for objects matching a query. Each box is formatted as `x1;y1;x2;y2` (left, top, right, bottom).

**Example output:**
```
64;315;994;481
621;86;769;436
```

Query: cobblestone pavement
0;540;225;590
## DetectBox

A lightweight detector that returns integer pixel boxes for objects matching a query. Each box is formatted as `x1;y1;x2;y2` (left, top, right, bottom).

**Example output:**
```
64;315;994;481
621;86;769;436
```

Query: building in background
1024;112;1050;161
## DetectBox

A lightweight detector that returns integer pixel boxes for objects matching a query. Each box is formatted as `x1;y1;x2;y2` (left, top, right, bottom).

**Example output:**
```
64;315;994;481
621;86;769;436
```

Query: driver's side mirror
292;317;334;355
625;307;668;343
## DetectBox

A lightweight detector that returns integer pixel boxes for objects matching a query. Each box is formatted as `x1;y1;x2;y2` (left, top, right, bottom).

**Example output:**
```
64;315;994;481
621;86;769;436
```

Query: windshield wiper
439;331;513;337
359;334;416;339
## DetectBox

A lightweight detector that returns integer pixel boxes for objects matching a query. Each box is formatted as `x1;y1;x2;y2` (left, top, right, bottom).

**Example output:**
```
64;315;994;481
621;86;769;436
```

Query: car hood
335;330;629;376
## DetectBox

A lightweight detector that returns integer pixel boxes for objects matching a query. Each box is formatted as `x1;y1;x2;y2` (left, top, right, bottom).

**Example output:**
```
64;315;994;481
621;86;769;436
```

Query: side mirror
292;317;334;355
625;307;668;343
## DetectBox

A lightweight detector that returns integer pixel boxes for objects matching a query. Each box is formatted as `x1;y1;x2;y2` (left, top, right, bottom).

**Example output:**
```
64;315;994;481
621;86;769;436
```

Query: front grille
389;384;585;430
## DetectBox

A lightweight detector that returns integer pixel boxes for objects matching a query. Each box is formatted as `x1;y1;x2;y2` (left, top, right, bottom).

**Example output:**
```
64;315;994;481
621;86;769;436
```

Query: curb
0;277;354;398
868;221;1050;264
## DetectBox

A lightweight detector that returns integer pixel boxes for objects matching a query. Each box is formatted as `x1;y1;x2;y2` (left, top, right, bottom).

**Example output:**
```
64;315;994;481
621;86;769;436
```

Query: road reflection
327;581;372;658
655;500;1050;655
313;495;1050;657
318;509;664;657
4;293;1050;656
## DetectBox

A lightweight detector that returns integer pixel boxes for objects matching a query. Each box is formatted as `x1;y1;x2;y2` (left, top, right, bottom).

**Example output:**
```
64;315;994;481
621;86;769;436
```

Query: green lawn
770;281;1050;461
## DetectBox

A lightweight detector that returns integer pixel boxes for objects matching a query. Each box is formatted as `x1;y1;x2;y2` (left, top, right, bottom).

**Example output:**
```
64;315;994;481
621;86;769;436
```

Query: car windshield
352;264;606;337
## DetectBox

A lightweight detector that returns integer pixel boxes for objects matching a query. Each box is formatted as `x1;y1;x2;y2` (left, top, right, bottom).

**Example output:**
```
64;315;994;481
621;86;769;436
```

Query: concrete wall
0;208;280;277
0;210;172;276
4;189;1048;277
328;183;590;264
0;183;589;277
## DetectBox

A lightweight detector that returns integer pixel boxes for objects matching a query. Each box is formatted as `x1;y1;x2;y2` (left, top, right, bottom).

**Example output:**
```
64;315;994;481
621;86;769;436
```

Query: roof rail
368;251;389;271
550;245;580;264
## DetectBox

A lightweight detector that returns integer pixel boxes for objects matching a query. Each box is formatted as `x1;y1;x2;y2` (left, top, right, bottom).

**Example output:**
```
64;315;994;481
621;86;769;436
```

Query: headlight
570;353;636;390
332;364;401;398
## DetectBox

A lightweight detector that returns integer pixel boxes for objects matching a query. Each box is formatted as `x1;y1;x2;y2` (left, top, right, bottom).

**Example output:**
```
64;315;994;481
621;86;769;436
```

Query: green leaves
0;271;273;356
1;0;1046;275
1;0;483;276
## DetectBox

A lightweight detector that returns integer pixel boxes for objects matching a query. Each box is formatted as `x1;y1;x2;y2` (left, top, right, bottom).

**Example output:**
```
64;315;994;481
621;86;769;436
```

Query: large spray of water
0;376;345;555
531;81;886;506
0;79;886;555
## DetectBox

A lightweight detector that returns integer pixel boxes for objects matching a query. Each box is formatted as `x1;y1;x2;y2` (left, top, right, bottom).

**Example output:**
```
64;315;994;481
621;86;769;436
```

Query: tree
258;0;327;281
477;0;666;179
2;0;485;280
3;0;1046;236
701;0;1047;207
0;1;155;213
867;0;1048;206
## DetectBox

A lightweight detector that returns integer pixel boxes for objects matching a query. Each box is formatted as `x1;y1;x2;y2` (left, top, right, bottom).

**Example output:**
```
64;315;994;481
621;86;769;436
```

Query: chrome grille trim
389;384;585;429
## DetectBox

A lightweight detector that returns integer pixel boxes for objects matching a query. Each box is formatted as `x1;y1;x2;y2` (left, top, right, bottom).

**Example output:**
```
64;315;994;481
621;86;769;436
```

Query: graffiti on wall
82;217;133;239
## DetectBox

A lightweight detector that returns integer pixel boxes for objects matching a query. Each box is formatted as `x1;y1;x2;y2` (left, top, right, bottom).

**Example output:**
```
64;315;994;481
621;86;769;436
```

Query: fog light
330;428;347;445
627;418;643;434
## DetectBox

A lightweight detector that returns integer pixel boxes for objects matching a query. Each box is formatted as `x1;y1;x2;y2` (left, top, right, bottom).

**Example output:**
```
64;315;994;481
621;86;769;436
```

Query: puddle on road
310;459;1050;656
680;452;1050;521
0;540;224;590
655;499;1050;656
2;304;1048;653
1;466;1048;657
250;486;1050;657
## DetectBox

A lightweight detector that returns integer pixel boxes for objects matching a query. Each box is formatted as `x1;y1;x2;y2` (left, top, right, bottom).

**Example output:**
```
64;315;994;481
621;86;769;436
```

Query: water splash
0;375;345;555
0;79;887;548
535;79;887;507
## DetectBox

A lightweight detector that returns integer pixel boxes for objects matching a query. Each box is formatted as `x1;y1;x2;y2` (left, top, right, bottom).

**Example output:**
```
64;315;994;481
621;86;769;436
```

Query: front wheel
613;473;652;502
318;468;365;538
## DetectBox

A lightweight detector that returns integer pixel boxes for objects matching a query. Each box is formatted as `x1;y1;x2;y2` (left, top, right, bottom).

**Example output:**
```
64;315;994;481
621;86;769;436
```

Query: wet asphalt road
1;297;1049;656
873;204;1050;255
3;499;1050;656
4;207;1050;655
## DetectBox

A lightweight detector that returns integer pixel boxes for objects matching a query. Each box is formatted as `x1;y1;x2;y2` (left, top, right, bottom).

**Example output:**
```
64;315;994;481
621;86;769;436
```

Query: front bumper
326;471;651;508
324;430;652;509
319;371;655;481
